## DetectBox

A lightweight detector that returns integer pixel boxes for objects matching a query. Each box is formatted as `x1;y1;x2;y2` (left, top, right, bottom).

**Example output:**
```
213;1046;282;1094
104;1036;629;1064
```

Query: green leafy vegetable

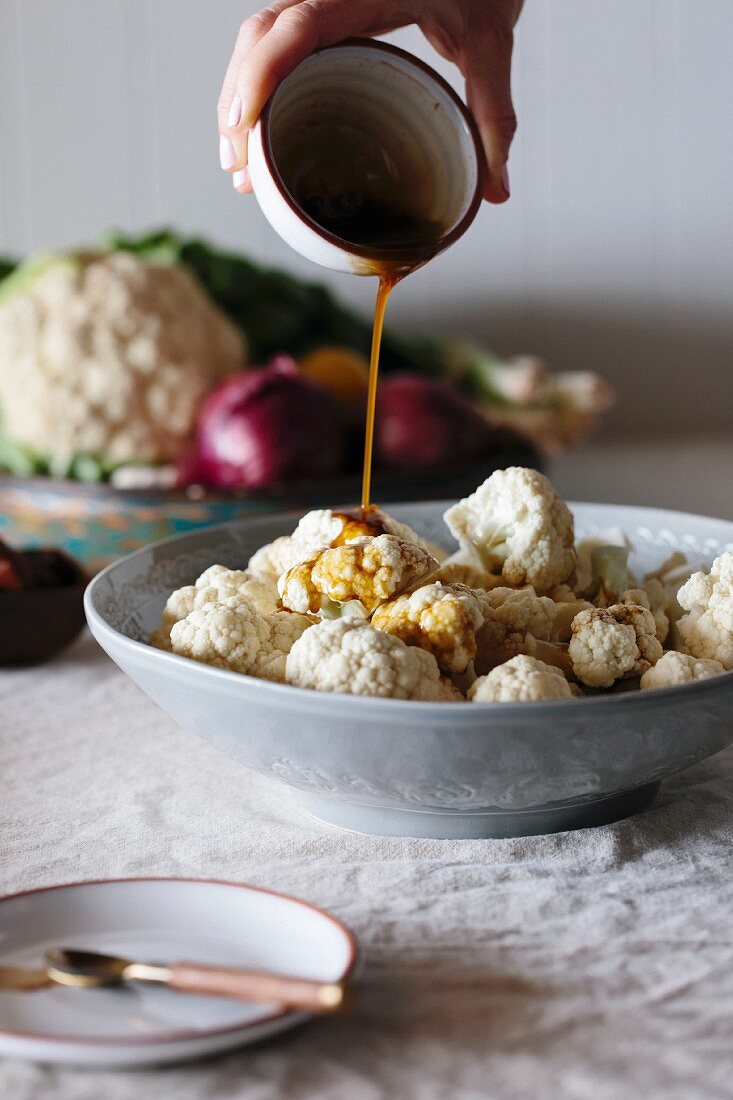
102;228;447;374
0;253;79;305
0;257;17;284
0;408;119;483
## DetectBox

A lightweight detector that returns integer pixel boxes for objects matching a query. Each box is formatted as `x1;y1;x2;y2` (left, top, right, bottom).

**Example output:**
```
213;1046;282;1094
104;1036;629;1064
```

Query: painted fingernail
232;168;249;190
227;95;242;128
219;135;236;170
501;164;510;197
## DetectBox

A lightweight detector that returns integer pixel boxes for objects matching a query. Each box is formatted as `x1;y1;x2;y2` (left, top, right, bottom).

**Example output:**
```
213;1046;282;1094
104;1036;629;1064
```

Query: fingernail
501;164;510;197
219;135;236;170
227;95;242;128
232;168;249;190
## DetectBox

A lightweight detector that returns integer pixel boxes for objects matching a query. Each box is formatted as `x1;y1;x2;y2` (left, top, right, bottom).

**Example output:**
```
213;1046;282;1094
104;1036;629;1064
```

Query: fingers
218;2;297;175
232;167;253;194
462;21;517;203
226;1;407;134
217;0;519;205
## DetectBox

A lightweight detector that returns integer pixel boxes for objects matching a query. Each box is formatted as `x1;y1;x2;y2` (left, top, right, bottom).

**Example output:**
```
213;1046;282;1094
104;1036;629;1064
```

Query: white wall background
0;0;731;436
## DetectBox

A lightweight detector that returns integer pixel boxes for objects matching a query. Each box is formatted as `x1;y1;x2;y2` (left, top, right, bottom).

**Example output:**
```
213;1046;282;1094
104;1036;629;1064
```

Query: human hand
218;0;522;203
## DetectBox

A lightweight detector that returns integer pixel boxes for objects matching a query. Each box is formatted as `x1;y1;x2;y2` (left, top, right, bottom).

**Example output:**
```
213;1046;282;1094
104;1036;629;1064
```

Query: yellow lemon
300;346;370;408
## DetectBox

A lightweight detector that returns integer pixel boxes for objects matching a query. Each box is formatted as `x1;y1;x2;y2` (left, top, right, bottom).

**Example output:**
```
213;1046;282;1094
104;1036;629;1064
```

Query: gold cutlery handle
167;963;348;1013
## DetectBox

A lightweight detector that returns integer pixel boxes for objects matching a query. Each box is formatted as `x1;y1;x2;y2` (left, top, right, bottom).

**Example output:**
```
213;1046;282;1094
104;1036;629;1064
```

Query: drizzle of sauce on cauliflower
372;582;484;674
278;535;437;617
248;507;425;577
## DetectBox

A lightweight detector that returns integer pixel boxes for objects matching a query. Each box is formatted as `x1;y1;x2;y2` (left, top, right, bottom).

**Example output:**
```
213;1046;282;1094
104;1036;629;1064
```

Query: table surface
3;437;733;1099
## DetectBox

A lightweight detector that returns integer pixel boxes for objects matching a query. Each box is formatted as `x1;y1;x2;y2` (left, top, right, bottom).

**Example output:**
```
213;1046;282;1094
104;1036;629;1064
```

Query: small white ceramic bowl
248;39;485;274
85;502;733;840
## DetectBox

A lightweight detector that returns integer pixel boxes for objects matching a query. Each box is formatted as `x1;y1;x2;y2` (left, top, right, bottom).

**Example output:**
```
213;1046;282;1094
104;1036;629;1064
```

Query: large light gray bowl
85;503;733;839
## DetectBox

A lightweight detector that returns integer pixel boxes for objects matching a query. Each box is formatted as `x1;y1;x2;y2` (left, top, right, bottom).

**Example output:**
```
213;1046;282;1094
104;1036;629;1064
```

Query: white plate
0;878;358;1066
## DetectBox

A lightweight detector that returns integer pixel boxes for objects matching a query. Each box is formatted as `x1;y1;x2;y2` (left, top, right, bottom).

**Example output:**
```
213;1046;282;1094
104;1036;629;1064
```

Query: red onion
375;373;490;469
180;356;344;489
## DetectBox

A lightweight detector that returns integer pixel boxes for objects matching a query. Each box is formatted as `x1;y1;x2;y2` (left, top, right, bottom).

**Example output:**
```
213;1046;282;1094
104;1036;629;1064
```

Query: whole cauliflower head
372;582;484;674
285;617;461;701
640;650;725;691
169;597;311;682
676;552;733;670
474;586;557;674
248;507;424;577
469;655;575;703
444;467;576;593
569;603;663;688
278;535;437;616
0;250;245;466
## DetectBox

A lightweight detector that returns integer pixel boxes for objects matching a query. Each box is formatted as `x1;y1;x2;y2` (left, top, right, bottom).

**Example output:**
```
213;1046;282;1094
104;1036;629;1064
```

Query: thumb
463;31;517;203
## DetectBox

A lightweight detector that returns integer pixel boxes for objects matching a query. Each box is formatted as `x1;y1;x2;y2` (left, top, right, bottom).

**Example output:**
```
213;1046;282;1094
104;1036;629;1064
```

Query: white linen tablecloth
2;633;733;1099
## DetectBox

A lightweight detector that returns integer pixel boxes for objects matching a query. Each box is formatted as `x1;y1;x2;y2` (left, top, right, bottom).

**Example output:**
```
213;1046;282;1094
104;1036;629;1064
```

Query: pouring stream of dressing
361;276;396;513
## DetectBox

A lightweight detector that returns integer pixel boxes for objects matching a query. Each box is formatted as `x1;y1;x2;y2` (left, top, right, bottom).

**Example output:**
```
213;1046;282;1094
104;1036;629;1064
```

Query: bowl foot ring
293;781;662;839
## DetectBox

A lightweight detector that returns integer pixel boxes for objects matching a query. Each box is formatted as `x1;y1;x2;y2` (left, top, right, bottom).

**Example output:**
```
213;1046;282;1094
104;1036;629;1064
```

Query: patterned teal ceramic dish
85;501;733;839
0;434;540;570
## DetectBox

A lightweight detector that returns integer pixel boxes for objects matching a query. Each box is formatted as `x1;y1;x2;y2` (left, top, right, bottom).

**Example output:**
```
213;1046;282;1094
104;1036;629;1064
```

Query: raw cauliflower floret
640;651;726;691
161;585;198;627
479;587;557;639
170;599;267;673
474;586;557;674
372;582;484;674
643;553;702;650
569;604;663;688
574;532;630;600
469;655;575;703
278;535;437;616
432;549;503;591
194;565;280;615
0;250;244;466
169;597;311;681
248;507;425;577
248;511;344;576
252;610;315;681
444;467;576;593
548;584;594;642
621;585;670;644
676;552;733;670
285;618;461;701
150;565;280;649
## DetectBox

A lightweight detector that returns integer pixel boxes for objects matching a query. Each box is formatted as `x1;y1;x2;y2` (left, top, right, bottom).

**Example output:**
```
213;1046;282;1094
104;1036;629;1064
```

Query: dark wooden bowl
0;551;88;666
